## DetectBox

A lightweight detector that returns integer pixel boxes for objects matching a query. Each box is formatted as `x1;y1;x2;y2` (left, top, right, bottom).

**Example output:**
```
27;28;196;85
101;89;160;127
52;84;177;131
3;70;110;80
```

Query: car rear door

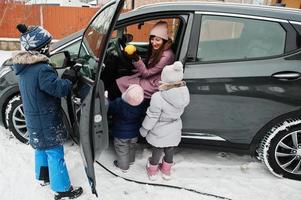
182;12;301;147
70;0;124;196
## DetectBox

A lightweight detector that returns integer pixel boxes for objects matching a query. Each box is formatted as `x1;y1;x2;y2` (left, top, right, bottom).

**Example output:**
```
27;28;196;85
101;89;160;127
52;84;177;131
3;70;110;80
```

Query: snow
1;127;301;200
1;51;301;200
25;0;91;7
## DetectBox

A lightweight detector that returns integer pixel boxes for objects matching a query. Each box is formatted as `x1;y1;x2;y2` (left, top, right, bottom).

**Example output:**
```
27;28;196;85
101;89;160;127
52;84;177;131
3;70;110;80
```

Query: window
291;23;301;49
197;15;286;62
78;3;118;80
60;40;81;56
121;18;180;57
124;18;180;43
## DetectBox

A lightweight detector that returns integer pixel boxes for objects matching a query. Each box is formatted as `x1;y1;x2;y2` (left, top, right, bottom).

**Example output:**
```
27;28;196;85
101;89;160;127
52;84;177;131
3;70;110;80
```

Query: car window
291;23;301;49
197;15;286;62
49;52;66;68
116;18;180;56
78;3;118;80
124;18;180;43
60;40;81;56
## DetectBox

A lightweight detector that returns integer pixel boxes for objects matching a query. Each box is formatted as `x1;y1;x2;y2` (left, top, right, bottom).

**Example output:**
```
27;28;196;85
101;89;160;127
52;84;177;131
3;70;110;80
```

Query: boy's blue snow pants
35;145;71;192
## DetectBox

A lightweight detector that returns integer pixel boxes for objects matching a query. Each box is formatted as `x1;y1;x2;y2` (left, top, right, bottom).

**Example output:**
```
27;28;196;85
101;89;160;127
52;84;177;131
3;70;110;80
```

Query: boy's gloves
62;69;77;84
139;127;149;137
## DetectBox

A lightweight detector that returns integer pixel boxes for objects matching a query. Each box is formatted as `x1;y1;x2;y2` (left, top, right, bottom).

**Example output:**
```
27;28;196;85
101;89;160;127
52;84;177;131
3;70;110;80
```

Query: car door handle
272;71;301;81
72;97;81;105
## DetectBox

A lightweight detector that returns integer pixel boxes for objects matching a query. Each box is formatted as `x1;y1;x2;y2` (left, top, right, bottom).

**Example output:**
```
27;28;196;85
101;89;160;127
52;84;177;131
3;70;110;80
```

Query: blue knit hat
17;24;52;51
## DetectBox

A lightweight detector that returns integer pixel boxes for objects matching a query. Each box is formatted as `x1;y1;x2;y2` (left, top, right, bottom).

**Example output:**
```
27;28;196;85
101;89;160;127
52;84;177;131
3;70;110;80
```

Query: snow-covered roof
25;0;91;7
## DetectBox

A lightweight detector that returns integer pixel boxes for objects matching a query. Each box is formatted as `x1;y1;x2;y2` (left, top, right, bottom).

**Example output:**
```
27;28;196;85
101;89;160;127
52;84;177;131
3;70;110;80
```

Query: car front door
70;0;124;196
182;13;301;148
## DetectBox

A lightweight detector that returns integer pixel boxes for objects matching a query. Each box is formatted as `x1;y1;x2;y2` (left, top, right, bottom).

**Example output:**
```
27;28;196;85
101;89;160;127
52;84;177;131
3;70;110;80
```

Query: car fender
249;109;301;156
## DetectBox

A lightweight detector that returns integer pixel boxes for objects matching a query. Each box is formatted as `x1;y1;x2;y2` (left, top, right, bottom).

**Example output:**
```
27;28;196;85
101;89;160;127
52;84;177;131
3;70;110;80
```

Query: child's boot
146;158;159;181
159;159;173;180
113;160;128;173
38;180;50;187
54;186;83;200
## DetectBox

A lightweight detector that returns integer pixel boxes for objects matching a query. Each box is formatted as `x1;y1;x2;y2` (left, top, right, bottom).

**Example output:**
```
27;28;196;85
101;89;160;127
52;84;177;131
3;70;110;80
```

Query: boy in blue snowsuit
12;24;82;200
108;84;145;171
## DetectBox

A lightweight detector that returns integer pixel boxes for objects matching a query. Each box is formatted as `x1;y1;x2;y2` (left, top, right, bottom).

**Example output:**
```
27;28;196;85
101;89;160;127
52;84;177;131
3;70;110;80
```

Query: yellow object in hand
124;44;137;55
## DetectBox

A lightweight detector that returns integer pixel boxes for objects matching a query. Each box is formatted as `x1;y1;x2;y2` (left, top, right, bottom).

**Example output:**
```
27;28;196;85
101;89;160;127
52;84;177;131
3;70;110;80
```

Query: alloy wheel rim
12;104;28;141
275;130;301;175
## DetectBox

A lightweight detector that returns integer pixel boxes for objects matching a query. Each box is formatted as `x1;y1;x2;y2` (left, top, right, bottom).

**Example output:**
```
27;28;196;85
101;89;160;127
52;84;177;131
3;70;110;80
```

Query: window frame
51;37;82;54
114;12;190;60
187;12;298;64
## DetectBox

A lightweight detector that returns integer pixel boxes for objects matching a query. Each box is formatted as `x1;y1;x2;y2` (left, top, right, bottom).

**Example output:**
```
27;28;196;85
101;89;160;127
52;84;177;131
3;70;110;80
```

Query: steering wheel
107;37;132;67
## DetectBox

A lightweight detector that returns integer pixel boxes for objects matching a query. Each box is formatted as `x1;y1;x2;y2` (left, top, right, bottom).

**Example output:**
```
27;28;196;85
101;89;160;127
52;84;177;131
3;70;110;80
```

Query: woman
110;21;175;100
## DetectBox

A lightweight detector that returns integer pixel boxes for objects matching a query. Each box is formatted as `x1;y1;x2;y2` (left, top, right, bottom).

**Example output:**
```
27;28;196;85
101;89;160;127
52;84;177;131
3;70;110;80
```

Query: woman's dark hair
146;36;172;69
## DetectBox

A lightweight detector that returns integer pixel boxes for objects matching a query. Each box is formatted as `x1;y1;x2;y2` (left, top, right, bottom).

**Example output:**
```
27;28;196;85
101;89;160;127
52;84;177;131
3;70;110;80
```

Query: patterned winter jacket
12;51;72;149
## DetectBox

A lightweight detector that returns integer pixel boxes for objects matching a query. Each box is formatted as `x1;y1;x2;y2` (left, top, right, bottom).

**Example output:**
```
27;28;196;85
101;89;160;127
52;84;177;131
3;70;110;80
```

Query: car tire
5;95;73;145
5;95;29;144
258;118;301;180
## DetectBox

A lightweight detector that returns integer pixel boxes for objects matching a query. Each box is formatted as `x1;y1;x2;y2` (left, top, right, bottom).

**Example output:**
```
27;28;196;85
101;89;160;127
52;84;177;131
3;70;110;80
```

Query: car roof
50;2;301;51
48;2;301;52
119;2;301;22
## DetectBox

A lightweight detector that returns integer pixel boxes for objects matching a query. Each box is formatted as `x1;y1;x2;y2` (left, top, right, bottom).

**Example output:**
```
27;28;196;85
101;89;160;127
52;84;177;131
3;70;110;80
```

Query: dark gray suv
1;1;301;186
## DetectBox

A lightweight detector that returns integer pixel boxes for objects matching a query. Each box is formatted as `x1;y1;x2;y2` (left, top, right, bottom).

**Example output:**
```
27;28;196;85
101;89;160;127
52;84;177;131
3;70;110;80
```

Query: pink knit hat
122;84;144;106
149;21;168;40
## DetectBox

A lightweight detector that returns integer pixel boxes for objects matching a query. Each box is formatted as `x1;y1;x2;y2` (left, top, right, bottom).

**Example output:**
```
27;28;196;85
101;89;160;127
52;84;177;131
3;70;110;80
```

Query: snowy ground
1;50;301;200
1;126;301;200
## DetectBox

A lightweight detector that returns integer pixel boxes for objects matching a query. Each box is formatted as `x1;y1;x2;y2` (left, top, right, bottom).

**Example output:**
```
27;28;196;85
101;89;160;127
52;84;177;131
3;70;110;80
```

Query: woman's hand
124;45;140;62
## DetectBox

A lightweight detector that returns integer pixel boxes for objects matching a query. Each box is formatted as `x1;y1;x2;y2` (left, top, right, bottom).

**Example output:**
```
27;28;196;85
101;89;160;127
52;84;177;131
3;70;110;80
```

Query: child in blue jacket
108;84;145;172
13;24;82;200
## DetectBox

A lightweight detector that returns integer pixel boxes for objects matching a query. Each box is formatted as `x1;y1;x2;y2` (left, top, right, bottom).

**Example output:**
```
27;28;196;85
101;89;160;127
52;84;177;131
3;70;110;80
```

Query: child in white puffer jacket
140;61;190;180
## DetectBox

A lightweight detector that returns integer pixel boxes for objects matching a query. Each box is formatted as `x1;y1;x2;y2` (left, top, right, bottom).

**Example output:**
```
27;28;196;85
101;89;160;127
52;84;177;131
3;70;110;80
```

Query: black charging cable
95;160;233;200
70;135;232;200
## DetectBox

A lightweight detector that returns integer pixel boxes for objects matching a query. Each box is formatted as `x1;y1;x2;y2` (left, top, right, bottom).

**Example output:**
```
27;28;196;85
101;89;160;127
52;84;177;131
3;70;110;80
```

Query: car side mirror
49;51;72;69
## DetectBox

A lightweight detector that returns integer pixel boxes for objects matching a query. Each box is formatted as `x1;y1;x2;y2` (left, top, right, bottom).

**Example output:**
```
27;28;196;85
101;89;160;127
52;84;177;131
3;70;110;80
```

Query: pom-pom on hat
161;61;184;83
149;21;168;40
17;24;52;51
122;84;144;106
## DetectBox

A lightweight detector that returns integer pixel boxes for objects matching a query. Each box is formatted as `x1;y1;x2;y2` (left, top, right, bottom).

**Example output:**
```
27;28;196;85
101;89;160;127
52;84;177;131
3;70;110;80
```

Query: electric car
1;1;301;184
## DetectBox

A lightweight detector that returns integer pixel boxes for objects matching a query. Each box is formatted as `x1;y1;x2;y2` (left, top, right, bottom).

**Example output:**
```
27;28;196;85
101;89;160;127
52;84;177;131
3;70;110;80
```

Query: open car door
70;0;124;196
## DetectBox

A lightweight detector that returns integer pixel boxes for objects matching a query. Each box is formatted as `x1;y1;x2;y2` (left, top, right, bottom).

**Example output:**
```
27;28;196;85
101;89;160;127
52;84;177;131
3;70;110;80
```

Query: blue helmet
18;25;52;51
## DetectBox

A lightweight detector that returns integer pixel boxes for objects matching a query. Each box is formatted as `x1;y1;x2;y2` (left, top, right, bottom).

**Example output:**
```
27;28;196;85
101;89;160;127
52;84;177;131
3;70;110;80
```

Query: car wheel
258;118;301;180
5;95;29;144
